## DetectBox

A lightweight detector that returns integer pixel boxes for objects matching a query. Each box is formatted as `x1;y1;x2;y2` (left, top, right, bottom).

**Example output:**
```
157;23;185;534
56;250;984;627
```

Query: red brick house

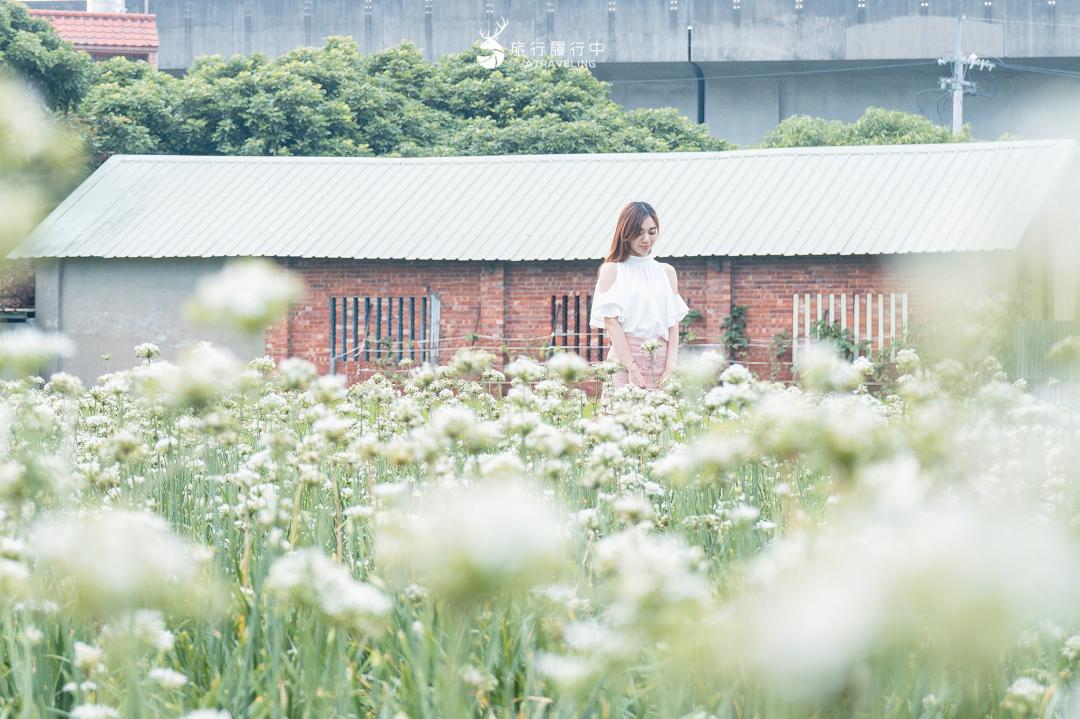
29;9;159;67
11;142;1080;384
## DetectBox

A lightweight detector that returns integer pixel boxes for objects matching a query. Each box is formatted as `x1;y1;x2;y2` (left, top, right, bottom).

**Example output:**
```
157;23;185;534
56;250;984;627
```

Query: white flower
895;348;920;374
21;625;43;645
0;327;74;377
593;526;712;635
70;704;119;719
505;356;546;382
276;357;318;390
1002;677;1046;715
448;348;496;377
611;494;653;523
148;667;188;689
576;508;599;530
134;342;161;360
535;652;599;691
728;503;760;526
461;664;497;693
546;352;590;381
852;355;874;375
477;452;526;481
180;711;232;719
676;349;727;390
715;494;1080;701
313;414;352;444
184;258;304;334
377;479;570;606
174;343;242;408
719;363;753;385
101;610;175;652
265;548;392;635
1063;635;1080;662
27;509;219;617
1047;335;1080;362
794;341;861;393
73;641;105;675
429;404;477;442
45;371;84;397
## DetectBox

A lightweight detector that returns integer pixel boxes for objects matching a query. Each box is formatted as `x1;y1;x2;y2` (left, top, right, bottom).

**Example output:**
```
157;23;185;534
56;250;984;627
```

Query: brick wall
264;250;1016;383
264;259;487;374
733;251;1014;374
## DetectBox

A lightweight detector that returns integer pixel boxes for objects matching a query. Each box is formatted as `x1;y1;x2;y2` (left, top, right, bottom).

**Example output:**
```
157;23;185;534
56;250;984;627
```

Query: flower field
1;316;1079;719
4;51;1080;719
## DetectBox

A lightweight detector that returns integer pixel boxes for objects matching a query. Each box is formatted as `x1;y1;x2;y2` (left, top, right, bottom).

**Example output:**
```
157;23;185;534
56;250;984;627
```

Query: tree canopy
759;107;971;148
0;0;95;109
75;37;733;158
0;0;979;162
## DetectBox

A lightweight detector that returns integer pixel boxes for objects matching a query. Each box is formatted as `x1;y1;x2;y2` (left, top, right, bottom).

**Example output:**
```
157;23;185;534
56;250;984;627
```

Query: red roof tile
29;9;159;51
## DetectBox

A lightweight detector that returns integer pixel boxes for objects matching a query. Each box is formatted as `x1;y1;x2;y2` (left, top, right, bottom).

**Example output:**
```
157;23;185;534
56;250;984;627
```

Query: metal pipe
687;1;705;124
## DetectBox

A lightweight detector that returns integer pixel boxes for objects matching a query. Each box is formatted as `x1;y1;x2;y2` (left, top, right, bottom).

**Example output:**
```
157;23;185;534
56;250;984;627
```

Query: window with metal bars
549;293;606;361
329;293;441;375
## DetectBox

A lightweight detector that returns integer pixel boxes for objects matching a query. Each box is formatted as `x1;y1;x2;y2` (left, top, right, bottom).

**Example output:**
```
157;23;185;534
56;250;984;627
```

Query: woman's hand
628;364;647;387
658;368;673;385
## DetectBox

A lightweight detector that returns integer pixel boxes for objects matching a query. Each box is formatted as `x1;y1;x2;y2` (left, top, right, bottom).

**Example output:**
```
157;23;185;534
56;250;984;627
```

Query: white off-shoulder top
588;251;690;341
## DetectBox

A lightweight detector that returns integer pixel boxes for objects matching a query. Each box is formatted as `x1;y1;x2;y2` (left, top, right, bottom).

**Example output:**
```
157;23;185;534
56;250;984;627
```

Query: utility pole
950;15;965;134
937;15;995;136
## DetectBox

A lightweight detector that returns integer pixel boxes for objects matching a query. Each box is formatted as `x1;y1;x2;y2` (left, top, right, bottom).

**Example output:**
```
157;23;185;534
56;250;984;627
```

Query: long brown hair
602;201;659;265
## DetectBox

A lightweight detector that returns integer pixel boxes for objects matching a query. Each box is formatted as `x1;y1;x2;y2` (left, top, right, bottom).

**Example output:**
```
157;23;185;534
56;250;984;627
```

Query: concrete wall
599;57;1080;145
147;0;1080;70
141;0;1080;148
34;257;265;382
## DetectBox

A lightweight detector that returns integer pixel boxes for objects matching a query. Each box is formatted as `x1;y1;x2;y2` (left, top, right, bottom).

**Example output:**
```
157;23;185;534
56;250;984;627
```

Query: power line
584;15;1080;88
966;52;1080;79
593;59;940;86
973;15;1080;33
594;56;1080;88
994;59;1080;79
936;91;951;124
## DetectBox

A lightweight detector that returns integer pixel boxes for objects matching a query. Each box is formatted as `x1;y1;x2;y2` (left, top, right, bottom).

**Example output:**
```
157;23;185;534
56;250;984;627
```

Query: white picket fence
792;291;909;362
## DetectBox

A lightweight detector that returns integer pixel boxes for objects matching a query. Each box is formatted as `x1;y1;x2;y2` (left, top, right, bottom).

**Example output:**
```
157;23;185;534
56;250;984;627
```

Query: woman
588;201;690;390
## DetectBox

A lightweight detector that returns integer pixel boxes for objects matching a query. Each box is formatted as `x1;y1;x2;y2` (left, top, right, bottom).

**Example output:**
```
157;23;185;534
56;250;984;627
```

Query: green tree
758;114;849;148
0;0;96;110
75;57;183;154
75;36;733;159
760;106;971;148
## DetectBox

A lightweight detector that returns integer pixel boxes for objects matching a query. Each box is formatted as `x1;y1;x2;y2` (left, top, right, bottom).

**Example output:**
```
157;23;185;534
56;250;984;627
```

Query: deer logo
477;16;509;69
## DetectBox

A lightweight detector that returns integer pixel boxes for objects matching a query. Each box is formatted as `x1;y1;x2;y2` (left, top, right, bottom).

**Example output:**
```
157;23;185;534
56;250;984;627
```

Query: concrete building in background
9;142;1080;387
75;0;1080;145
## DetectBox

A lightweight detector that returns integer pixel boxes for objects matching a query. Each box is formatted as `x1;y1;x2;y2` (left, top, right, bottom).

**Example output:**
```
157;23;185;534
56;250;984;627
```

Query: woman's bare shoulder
596;261;618;292
660;262;678;290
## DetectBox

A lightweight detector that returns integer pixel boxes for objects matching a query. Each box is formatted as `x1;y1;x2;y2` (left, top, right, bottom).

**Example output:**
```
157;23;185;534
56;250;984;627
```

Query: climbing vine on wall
721;305;749;362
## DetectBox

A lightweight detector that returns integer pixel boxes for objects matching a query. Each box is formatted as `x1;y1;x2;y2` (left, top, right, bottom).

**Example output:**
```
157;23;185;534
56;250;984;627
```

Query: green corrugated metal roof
10;140;1077;261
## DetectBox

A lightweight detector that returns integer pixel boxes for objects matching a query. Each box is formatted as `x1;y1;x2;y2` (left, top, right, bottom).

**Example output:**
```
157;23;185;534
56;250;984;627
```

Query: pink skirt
609;335;668;390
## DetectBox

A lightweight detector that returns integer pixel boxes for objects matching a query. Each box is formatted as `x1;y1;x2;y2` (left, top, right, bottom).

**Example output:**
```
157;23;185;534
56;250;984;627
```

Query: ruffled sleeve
589;278;625;330
665;290;690;329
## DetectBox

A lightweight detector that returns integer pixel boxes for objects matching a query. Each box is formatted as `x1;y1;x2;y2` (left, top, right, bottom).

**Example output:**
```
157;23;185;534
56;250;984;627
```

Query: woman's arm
604;317;640;376
662;264;681;376
594;263;643;384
